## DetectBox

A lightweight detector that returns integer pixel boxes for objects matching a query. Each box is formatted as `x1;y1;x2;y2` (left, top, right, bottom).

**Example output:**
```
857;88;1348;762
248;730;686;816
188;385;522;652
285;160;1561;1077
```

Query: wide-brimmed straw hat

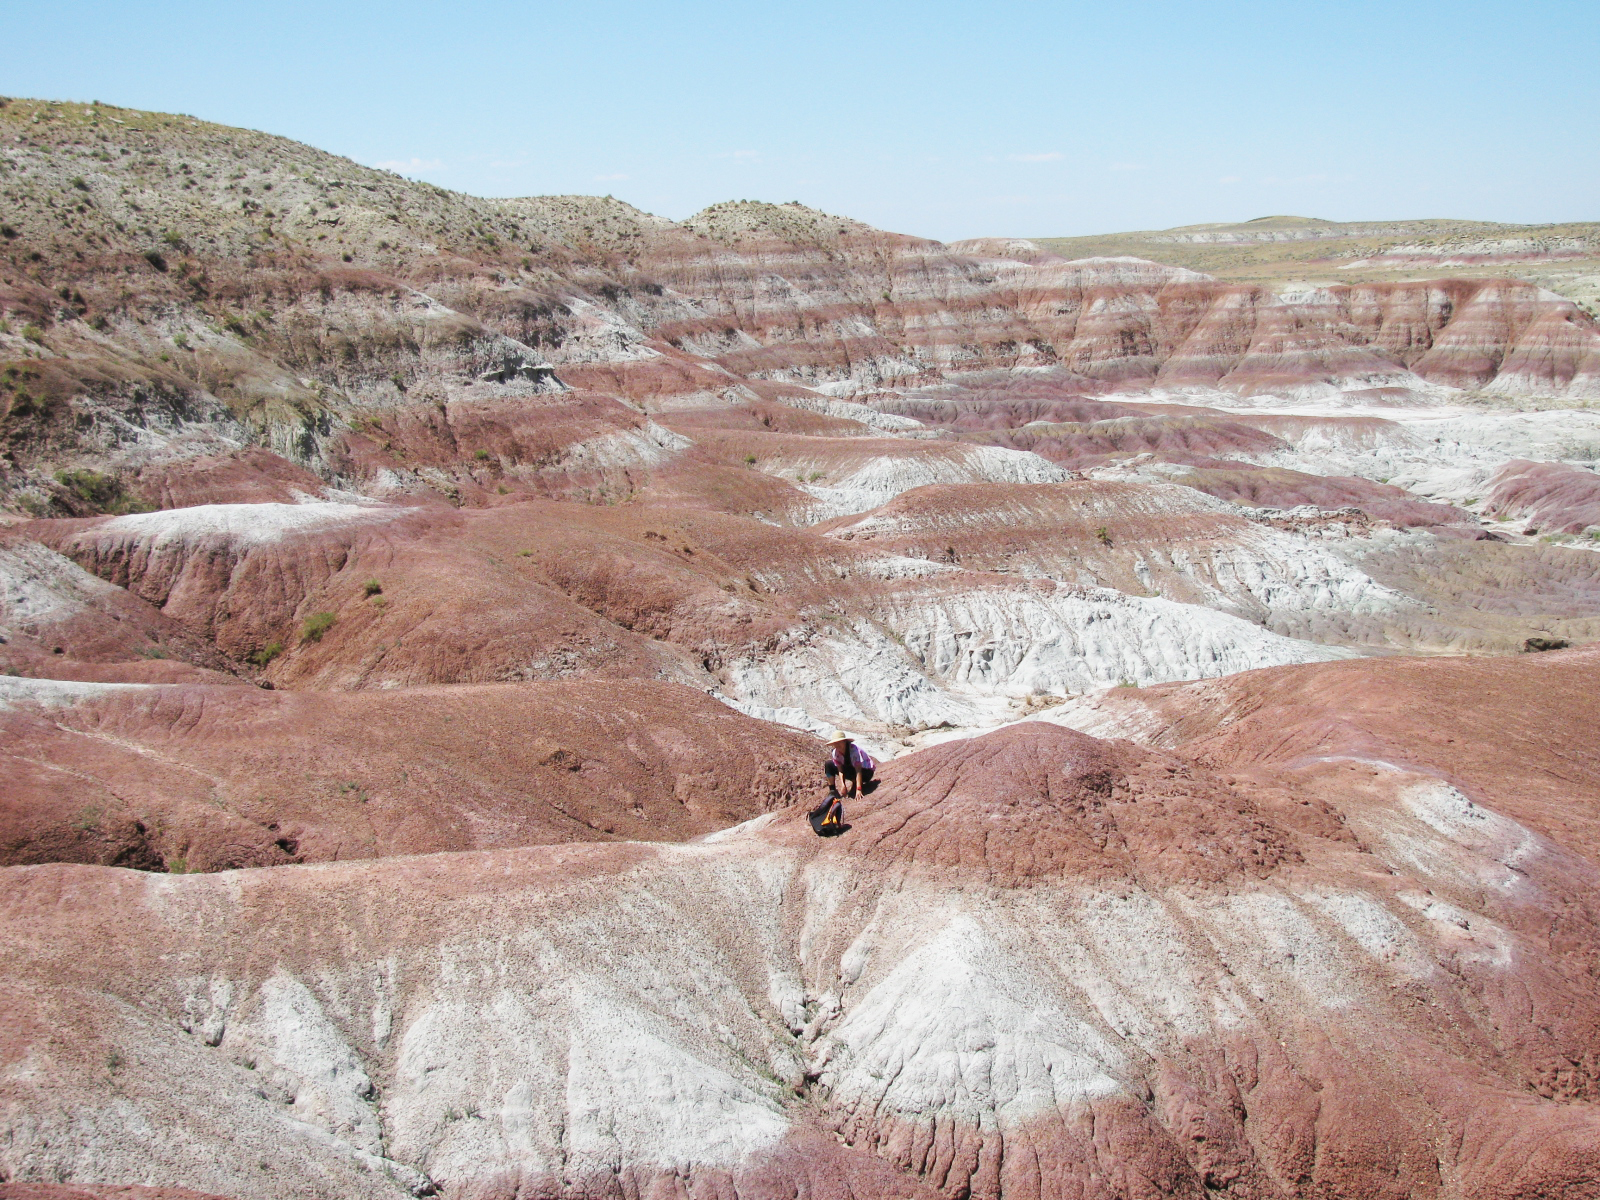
825;730;853;745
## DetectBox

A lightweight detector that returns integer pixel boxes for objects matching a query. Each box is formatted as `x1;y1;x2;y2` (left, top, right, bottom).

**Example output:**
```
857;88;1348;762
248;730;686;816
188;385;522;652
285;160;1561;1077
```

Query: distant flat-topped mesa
1029;215;1600;313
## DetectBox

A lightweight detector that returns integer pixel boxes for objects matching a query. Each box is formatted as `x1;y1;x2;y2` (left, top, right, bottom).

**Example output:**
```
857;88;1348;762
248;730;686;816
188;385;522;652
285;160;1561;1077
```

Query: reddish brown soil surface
1173;464;1473;527
1065;645;1600;859
25;496;848;690
6;672;1600;1198
0;678;817;870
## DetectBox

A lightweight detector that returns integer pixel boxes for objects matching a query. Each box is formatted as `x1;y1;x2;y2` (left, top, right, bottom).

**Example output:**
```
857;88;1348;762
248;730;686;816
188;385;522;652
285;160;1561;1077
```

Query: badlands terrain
3;95;1600;1198
1028;215;1600;320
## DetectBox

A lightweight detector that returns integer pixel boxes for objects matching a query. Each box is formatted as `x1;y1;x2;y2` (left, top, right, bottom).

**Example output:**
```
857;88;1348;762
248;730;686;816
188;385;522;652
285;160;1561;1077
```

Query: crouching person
815;731;875;831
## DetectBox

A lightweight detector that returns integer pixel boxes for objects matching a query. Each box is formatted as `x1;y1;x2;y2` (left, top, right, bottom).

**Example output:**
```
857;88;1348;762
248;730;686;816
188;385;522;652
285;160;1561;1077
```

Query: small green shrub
248;641;284;667
1095;526;1112;547
744;454;758;465
300;612;337;643
473;448;490;461
362;579;383;597
143;249;167;271
21;324;44;344
54;468;126;508
70;176;89;191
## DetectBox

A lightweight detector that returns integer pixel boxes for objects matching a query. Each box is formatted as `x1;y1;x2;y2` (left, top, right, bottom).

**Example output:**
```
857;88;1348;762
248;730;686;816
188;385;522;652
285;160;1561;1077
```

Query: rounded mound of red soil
823;721;1297;887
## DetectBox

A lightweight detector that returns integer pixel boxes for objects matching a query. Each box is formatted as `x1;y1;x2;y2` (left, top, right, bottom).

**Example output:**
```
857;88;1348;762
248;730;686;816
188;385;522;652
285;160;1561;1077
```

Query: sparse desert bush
53;468;152;514
249;640;285;666
300;612;337;643
362;579;383;596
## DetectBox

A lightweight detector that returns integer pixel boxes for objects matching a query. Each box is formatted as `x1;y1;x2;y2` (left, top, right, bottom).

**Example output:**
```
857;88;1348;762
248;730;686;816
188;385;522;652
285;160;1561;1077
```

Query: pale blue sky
5;0;1596;240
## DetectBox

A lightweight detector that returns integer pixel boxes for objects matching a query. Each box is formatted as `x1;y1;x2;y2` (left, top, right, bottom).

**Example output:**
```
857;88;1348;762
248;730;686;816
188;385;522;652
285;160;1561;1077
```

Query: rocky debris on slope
0;677;818;870
1485;457;1600;535
6;696;1600;1198
681;200;881;246
0;1187;237;1200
